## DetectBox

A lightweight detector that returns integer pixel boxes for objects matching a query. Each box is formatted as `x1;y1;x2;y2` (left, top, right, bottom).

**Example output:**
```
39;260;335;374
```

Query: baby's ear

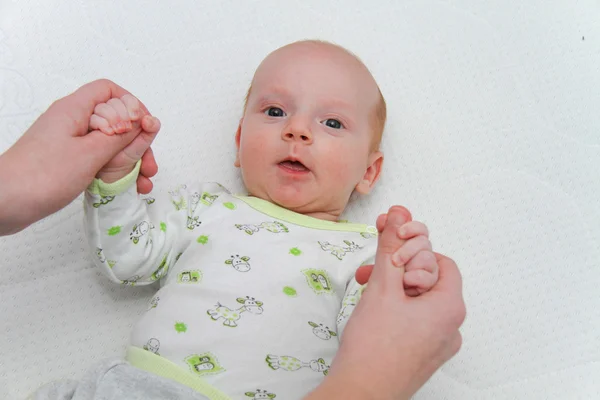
355;151;384;194
234;119;243;168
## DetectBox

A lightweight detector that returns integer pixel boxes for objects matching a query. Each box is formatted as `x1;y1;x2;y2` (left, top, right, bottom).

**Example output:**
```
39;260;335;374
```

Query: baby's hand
357;208;439;296
89;95;161;183
394;218;439;296
89;94;143;135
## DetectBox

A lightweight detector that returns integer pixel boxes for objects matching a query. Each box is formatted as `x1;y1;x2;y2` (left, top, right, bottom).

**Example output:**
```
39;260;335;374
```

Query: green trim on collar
234;195;377;234
87;160;141;196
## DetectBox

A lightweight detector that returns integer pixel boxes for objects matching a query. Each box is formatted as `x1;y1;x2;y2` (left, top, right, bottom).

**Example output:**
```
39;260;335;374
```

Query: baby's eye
323;119;343;129
265;107;286;117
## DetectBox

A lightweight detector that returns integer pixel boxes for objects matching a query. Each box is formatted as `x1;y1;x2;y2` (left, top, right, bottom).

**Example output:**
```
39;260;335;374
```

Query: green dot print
289;247;302;256
223;202;236;210
197;235;209;244
174;322;187;333
160;222;167;232
107;226;121;236
283;286;297;297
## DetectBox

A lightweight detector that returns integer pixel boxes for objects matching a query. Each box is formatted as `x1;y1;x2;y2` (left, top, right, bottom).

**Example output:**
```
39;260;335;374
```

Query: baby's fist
394;221;439;296
89;94;143;135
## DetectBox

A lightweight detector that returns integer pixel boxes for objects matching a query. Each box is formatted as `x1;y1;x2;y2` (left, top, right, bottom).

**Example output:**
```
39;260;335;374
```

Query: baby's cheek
328;150;367;188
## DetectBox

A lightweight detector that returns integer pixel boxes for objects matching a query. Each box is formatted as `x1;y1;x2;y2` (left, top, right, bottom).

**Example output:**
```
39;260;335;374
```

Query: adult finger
375;207;412;233
139;147;158;179
141;115;161;134
432;253;463;296
357;208;414;285
137;174;154;194
376;213;387;232
368;206;411;293
429;253;466;325
355;264;373;285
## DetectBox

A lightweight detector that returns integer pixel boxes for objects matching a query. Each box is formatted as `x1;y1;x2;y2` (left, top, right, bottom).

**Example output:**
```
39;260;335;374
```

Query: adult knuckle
452;303;467;326
452;333;463;354
95;78;114;86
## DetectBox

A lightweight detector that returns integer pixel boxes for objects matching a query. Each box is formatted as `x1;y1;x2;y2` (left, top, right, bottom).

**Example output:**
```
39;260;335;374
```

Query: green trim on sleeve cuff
87;161;142;196
126;346;232;400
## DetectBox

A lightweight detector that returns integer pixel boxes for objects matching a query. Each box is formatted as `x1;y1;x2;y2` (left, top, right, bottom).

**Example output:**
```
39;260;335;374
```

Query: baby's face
235;42;383;221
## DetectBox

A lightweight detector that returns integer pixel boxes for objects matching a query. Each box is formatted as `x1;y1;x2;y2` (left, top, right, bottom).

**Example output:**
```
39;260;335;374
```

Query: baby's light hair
243;40;386;152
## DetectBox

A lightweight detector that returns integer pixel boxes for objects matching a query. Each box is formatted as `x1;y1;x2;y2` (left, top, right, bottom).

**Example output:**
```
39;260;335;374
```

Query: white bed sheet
0;1;599;399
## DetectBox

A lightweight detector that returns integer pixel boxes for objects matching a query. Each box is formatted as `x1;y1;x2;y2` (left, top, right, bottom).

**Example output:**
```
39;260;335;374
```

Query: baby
84;40;439;399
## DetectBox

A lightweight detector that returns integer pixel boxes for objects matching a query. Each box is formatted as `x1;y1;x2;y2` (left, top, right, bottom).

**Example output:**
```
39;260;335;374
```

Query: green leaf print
174;322;187;333
107;226;121;236
197;235;209;244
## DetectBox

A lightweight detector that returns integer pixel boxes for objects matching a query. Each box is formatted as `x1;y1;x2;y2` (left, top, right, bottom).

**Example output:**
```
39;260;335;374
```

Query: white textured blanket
1;1;598;398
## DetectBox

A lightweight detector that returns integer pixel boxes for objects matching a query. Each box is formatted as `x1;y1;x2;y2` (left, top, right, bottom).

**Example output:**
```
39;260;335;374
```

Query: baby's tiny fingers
94;103;121;127
107;99;132;134
398;221;429;240
405;250;438;275
89;114;113;135
392;235;432;266
404;269;438;296
121;94;142;120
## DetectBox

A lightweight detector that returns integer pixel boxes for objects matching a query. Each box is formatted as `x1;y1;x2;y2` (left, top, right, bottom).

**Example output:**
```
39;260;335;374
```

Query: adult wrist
0;149;29;234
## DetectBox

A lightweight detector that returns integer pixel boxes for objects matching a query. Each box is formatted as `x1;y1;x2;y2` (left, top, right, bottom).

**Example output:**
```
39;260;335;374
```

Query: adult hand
0;79;159;235
307;207;466;400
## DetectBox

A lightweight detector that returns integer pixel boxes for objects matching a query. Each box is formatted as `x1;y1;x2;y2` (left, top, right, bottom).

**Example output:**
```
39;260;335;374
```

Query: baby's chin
268;188;310;210
260;185;318;213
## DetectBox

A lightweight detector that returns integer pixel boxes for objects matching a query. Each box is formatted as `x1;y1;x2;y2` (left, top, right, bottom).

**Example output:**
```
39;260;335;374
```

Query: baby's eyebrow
320;98;355;113
254;86;291;103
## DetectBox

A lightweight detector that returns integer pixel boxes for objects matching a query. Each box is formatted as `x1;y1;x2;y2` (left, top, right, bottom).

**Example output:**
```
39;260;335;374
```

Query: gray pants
30;359;210;400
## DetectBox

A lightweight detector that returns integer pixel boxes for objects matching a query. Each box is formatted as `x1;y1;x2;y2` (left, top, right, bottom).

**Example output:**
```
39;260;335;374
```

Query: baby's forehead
253;48;378;100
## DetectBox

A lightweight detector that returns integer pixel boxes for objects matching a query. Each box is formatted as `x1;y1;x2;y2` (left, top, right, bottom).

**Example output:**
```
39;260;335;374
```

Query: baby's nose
282;117;313;143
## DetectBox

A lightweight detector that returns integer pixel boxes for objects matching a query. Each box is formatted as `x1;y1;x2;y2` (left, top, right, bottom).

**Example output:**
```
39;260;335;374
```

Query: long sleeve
84;164;223;286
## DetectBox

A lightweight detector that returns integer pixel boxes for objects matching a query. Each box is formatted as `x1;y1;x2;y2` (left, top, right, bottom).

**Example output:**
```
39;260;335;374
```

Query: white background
0;0;599;398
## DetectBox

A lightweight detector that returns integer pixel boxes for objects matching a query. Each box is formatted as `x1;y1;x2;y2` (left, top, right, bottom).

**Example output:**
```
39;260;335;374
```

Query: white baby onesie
85;170;377;400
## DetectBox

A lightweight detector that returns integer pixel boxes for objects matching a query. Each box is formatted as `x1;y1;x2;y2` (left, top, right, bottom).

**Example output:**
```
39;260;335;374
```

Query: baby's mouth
279;160;309;172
